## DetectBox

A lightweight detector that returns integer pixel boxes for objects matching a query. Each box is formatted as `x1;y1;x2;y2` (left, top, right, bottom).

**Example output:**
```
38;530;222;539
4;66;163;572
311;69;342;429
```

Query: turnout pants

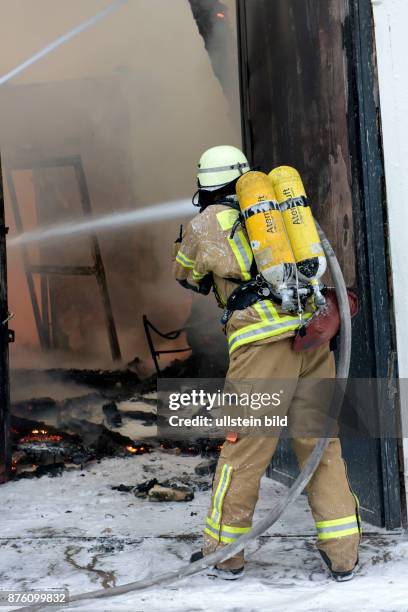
203;339;361;573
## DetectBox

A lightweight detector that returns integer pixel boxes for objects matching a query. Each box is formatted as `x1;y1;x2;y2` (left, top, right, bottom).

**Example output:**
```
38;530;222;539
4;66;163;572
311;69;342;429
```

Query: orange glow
20;429;63;443
126;446;138;454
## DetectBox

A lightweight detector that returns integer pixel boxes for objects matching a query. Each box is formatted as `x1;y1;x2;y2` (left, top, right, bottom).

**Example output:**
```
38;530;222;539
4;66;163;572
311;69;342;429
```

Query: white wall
371;0;408;513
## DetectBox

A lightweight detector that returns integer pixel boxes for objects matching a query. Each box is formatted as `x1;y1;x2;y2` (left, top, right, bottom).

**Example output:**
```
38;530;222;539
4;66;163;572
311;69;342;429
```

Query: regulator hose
20;225;351;611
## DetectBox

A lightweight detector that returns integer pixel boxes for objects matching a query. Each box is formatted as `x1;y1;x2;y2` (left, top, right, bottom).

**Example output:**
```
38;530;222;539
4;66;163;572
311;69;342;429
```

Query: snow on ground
0;451;407;612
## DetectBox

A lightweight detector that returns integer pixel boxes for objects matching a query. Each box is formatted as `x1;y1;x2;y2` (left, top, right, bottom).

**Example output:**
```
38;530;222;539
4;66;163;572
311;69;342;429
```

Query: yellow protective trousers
203;339;361;573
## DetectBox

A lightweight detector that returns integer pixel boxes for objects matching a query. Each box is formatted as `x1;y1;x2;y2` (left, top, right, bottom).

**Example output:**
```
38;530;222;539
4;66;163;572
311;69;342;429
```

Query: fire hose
19;224;351;611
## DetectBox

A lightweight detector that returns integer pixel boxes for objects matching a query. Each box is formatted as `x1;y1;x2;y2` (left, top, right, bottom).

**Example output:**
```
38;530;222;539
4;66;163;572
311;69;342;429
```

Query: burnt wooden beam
28;265;95;276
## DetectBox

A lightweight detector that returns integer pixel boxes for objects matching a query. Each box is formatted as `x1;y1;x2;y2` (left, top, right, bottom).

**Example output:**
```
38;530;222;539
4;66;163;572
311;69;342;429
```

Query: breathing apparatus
190;146;327;325
269;166;327;307
232;167;327;316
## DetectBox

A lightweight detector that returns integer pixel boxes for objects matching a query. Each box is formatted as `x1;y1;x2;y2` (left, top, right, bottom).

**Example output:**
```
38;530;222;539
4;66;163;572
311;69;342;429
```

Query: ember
126;445;147;455
19;429;63;443
126;446;149;455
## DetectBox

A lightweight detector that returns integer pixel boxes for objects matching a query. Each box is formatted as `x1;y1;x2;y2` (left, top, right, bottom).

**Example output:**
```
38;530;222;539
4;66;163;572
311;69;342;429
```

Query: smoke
188;0;241;128
0;0;241;369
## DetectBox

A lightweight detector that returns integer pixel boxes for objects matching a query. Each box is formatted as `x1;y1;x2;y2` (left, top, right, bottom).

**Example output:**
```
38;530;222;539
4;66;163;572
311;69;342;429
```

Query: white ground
1;450;407;612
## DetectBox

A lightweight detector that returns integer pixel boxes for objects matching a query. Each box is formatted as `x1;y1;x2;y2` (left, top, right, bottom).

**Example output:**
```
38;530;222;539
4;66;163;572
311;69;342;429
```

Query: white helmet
197;145;250;189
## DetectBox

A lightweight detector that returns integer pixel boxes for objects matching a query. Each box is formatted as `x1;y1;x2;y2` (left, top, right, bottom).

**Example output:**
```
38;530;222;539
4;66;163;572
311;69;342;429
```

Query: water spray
8;200;193;248
0;0;128;87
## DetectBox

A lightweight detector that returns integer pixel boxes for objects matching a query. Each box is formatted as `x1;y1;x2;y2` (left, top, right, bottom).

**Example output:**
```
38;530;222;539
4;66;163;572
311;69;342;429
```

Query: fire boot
320;550;359;582
190;550;245;581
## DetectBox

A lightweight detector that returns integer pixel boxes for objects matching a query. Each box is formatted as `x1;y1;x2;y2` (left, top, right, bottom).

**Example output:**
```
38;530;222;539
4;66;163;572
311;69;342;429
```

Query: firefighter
172;145;361;582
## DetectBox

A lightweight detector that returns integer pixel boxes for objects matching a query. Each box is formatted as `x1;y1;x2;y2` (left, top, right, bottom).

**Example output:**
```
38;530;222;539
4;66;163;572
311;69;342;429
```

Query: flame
19;428;63;443
216;12;225;19
126;445;148;455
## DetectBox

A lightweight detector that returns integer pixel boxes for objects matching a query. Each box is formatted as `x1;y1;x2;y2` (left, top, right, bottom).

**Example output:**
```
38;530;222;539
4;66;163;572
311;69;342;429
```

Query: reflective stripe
176;251;195;269
216;210;252;280
192;269;206;281
316;515;360;541
318;522;359;534
263;300;279;318
217;209;239;231
317;527;360;541
177;250;194;265
210;464;232;524
204;525;219;539
254;300;278;322
198;162;249;174
228;231;253;281
205;517;251;544
254;302;268;322
228;313;313;354
176;252;206;281
204;529;250;544
218;533;247;544
316;515;360;528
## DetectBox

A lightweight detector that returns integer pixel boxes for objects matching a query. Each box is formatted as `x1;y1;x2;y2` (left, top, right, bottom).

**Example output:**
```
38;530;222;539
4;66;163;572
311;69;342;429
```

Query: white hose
18;225;351;611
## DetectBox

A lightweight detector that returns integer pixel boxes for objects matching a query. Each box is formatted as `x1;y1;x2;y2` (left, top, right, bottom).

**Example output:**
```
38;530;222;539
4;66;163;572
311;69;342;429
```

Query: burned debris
10;412;152;478
112;478;194;502
148;484;194;503
9;355;224;481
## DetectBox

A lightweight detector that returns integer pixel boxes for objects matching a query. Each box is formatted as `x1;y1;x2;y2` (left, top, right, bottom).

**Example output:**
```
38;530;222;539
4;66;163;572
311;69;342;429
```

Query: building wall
0;1;240;367
371;0;408;513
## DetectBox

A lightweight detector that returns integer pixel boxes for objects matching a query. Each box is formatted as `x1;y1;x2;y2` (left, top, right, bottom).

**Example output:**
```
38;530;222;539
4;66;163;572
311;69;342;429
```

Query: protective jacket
173;202;314;355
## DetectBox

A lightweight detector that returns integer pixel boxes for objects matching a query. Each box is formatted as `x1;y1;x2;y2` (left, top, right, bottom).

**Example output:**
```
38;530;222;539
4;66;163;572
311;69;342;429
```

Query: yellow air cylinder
236;171;295;308
268;167;327;296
